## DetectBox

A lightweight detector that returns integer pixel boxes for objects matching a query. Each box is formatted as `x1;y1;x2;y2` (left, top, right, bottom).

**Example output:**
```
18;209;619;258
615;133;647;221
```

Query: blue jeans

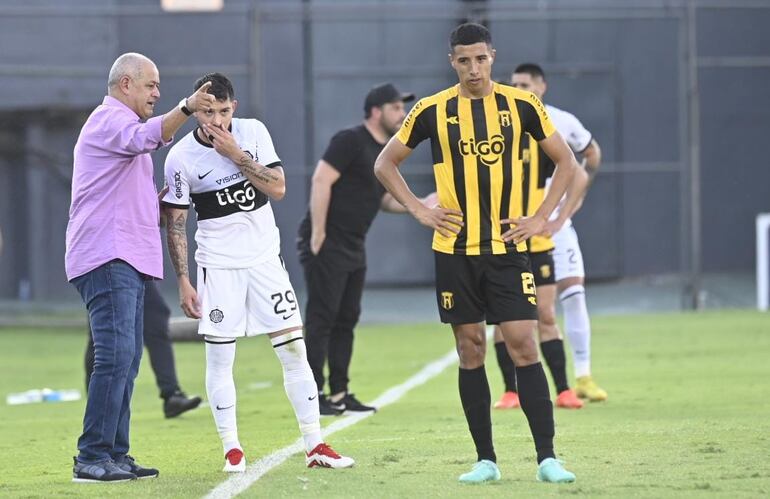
72;259;145;463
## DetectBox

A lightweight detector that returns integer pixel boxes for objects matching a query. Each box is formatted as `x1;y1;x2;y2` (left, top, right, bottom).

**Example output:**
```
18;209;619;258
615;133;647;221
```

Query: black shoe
163;390;202;418
341;393;376;412
72;457;136;483
114;455;159;479
318;394;345;416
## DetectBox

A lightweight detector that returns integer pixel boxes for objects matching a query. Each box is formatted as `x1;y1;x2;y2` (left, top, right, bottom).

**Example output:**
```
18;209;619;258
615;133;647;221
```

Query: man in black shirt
297;83;434;415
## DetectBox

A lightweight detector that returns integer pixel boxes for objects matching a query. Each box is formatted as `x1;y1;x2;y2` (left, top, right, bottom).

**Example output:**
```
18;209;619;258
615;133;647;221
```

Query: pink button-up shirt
65;96;170;281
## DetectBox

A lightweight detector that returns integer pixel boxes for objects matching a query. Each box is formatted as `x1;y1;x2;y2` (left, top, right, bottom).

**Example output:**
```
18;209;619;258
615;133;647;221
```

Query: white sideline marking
204;347;460;499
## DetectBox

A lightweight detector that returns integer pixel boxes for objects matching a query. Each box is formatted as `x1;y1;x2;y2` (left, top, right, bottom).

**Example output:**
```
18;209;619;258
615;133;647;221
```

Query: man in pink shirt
66;52;214;483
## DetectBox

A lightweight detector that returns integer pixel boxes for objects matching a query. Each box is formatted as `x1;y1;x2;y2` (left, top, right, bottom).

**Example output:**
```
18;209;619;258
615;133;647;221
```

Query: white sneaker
305;443;355;469
223;448;246;472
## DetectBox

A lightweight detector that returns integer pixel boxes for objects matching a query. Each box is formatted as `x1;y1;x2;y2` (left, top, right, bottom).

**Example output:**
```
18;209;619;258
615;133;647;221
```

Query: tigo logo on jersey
441;291;454;310
458;135;505;166
216;181;259;211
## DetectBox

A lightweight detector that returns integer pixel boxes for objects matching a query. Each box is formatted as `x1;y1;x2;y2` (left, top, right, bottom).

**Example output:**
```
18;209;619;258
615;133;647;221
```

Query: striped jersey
395;82;555;255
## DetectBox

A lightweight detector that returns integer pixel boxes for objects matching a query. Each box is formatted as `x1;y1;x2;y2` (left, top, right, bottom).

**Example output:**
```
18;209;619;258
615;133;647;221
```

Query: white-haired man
66;52;215;483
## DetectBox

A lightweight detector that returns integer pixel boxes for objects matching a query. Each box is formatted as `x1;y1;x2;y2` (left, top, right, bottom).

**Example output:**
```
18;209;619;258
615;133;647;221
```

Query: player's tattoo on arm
236;154;280;186
166;210;189;278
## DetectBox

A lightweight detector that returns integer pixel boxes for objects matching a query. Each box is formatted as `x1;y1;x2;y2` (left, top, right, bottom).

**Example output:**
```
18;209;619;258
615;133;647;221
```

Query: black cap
364;83;415;113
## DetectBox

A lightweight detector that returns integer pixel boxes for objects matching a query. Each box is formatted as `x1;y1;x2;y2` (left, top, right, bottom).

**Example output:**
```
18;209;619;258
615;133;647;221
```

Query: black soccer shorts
434;251;538;325
528;250;556;286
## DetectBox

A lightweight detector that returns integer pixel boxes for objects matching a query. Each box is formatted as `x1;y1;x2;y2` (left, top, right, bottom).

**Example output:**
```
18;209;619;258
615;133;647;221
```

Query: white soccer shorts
196;256;303;338
552;224;585;281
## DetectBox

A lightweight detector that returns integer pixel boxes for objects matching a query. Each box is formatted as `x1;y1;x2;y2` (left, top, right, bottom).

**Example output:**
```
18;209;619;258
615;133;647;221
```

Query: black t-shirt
298;124;386;268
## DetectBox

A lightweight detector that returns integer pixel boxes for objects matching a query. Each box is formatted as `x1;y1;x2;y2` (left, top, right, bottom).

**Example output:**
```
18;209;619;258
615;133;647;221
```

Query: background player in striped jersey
162;73;353;472
375;23;578;485
493;63;606;406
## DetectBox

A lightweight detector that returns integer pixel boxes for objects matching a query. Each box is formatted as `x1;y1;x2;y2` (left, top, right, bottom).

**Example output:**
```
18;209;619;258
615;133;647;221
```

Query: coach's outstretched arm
374;137;463;237
202;123;286;200
165;207;201;319
502;130;578;244
160;82;216;142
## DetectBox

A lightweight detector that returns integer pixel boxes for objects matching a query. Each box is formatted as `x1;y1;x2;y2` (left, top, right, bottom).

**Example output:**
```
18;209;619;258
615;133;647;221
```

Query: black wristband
180;98;192;116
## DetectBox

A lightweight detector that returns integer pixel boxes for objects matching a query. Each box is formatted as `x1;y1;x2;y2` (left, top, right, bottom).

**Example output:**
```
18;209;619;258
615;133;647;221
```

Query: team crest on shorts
209;308;224;323
441;291;454;310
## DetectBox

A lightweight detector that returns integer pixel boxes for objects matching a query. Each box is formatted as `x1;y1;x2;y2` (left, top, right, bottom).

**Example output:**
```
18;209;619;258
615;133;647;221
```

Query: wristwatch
178;98;192;116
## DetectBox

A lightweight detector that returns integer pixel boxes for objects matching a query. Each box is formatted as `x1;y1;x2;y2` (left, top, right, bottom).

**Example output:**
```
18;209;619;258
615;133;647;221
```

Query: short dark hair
449;23;491;50
194;72;235;101
514;63;546;81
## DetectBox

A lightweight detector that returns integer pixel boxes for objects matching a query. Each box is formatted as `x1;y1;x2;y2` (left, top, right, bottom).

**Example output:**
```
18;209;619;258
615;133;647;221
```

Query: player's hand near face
202;123;242;161
178;278;201;319
413;204;464;238
501;214;547;244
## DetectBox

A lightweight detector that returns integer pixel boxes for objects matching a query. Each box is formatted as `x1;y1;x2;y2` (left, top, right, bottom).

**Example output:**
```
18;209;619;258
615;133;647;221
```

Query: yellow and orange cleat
576;376;608;402
556;389;584;409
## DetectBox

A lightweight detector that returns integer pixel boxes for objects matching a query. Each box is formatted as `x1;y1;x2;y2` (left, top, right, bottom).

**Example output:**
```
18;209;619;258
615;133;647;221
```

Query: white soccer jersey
547;104;592;154
545;104;593;226
162;118;282;269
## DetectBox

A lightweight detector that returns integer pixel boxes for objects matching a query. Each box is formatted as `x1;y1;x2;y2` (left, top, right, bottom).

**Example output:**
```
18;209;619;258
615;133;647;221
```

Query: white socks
205;337;240;454
271;331;323;453
205;331;323;456
559;285;592;378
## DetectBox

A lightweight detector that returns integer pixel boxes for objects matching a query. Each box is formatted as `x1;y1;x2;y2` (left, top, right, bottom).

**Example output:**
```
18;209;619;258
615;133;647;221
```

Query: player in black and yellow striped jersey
374;23;579;485
492;117;585;412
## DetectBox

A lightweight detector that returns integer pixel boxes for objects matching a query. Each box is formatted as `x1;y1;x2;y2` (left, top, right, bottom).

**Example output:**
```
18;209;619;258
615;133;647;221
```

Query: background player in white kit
162;73;354;472
499;63;607;403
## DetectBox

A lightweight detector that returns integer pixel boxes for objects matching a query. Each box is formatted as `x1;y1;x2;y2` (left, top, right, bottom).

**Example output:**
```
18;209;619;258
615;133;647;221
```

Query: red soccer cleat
223;448;245;472
305;443;355;469
556;389;584;409
493;391;521;409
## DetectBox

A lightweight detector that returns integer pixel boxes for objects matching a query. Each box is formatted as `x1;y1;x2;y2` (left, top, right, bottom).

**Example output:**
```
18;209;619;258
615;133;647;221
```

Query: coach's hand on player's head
501;214;547;244
179;279;202;319
202;124;241;161
414;204;464;238
185;81;216;113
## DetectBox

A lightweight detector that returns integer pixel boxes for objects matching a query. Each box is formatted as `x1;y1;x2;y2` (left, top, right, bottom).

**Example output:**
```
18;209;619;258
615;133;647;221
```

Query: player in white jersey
509;63;607;402
162;73;354;472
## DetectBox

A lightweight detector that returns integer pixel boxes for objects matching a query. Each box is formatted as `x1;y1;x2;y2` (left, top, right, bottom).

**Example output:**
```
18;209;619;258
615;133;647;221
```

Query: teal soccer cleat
458;459;501;484
536;458;576;483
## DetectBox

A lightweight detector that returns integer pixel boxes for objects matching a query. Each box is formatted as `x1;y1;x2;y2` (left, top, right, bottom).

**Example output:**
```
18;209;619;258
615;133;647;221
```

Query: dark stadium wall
0;0;768;301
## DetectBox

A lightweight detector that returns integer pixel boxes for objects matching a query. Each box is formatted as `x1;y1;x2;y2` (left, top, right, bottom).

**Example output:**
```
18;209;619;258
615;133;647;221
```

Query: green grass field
1;311;769;498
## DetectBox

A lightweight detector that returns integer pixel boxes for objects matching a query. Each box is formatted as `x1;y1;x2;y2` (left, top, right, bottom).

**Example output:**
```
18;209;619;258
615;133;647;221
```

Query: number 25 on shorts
521;272;537;305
